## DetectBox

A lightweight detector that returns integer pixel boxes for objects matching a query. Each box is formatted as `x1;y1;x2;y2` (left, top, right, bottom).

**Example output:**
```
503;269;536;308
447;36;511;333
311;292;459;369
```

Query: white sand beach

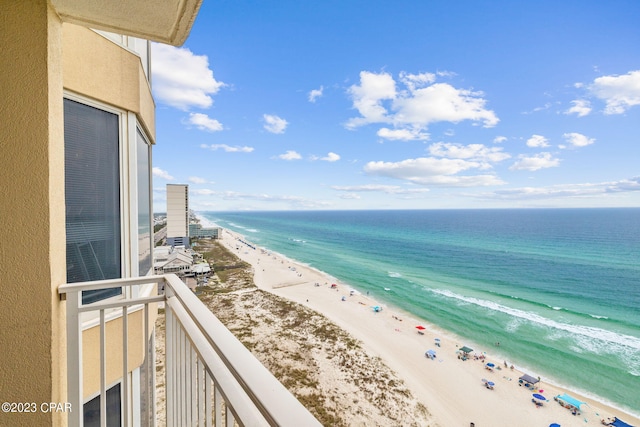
218;228;639;427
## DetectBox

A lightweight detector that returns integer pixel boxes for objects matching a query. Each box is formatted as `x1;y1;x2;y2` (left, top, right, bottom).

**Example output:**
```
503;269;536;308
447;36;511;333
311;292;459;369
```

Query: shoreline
216;227;639;426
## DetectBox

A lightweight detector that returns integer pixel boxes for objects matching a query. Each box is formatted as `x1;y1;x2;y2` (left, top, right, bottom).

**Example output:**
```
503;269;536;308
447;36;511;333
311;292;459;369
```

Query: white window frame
63;92;155;318
65;93;156;427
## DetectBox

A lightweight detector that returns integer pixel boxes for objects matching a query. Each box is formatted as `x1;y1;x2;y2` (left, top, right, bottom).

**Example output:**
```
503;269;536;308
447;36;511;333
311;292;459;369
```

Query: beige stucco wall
0;1;67;425
62;25;156;144
81;309;145;400
0;3;159;424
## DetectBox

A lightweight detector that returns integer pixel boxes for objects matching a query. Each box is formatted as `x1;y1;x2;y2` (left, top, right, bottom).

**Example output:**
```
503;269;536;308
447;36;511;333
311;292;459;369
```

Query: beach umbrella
426;349;436;356
487;381;495;387
415;325;426;331
486;362;495;368
434;338;440;341
459;346;473;353
533;393;547;401
549;424;560;427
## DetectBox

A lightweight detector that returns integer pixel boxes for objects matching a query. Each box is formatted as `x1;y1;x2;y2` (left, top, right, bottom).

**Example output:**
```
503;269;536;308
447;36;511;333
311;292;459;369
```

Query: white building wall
166;184;189;240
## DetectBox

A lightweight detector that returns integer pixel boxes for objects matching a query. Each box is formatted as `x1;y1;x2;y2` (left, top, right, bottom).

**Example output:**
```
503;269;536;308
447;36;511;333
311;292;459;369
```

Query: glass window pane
137;129;152;275
64;99;122;304
83;383;121;427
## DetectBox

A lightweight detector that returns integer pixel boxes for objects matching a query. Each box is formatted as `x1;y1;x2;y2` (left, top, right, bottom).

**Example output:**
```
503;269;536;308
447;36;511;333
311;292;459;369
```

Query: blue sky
151;0;640;212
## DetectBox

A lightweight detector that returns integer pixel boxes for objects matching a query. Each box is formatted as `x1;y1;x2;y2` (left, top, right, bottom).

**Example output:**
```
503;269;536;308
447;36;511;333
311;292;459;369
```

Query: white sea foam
225;223;259;233
194;212;219;228
505;318;523;333
589;314;609;319
430;288;640;352
388;272;402;278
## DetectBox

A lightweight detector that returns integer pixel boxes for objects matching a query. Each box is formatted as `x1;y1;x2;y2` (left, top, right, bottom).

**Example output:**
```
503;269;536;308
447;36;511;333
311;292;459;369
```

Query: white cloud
589;70;640;114
394;83;499;127
151;44;225;110
563;132;595;148
339;193;361;200
478;177;640;200
278;150;302;160
185;113;223;132
526;134;550;148
346;71;498;137
191;188;217;196
346;71;397;128
194;190;332;209
200;143;254;153
493;136;507;144
428;142;511;164
188;176;207;184
399;72;436;91
320;152;340;162
332;184;429;194
263;114;289;134
364;157;504;186
509;152;560;171
308;86;324;103
152;167;174;180
565;99;592;117
377;127;429;141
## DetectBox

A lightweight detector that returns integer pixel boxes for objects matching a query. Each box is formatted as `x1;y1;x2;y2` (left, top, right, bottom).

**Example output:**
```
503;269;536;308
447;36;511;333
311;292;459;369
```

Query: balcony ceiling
51;0;202;45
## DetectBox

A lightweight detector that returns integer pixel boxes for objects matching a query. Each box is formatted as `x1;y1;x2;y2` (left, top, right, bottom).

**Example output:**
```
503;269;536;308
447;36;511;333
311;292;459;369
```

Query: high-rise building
166;184;190;247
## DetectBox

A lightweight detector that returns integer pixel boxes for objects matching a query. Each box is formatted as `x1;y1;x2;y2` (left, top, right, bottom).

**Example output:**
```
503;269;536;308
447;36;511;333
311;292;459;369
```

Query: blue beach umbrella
533;393;547;401
487;381;495;387
486;362;495;368
549;424;560;427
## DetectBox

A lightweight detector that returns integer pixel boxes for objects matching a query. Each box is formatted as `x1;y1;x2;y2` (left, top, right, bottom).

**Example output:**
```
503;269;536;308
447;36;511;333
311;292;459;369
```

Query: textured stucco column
0;1;67;425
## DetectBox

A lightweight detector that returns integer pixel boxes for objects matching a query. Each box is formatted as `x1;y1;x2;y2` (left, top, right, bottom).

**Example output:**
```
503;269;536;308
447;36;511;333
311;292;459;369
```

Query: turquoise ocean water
200;209;640;416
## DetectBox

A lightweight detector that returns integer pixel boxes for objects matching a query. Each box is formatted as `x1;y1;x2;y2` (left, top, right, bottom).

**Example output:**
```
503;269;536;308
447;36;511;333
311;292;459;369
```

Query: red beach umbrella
415;325;426;330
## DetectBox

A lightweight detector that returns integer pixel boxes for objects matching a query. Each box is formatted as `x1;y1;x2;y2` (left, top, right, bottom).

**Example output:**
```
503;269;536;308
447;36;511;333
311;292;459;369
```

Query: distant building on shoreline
166;184;189;246
189;222;223;239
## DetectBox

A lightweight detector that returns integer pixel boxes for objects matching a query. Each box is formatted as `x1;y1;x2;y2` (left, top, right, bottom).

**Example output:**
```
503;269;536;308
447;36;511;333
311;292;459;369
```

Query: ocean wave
590;314;609;319
388;272;402;278
491;290;618;325
430;288;640;352
194;212;219;228
224;222;260;233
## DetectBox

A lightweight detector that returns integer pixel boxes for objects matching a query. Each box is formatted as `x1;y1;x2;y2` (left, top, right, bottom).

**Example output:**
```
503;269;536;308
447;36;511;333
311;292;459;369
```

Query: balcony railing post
165;304;173;426
66;290;83;427
59;274;322;427
99;309;106;427
122;306;129;427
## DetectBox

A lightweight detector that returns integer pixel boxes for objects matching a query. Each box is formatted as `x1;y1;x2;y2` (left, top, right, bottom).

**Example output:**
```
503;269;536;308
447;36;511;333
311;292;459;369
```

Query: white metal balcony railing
58;274;322;427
